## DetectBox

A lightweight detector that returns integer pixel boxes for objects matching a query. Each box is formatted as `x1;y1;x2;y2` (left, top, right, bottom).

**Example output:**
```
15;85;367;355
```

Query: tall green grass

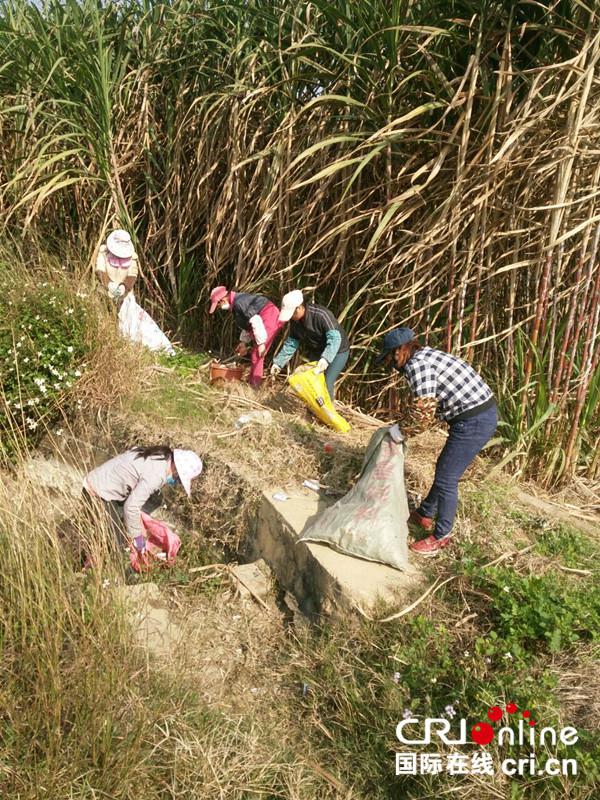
0;0;598;484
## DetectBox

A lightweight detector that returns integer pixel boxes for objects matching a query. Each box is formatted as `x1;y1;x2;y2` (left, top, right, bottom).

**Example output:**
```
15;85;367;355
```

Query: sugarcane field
0;1;599;799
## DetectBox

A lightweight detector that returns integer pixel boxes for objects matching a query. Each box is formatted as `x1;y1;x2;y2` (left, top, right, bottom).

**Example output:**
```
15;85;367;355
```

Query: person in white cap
96;229;139;301
271;289;350;400
82;445;203;554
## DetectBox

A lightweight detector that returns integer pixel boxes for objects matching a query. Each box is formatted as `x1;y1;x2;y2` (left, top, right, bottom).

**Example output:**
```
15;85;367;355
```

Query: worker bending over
209;286;282;388
376;327;496;556
271;289;349;400
83;446;203;555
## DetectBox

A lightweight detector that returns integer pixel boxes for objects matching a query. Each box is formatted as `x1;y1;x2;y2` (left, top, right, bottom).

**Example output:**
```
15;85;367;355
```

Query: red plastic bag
129;512;181;573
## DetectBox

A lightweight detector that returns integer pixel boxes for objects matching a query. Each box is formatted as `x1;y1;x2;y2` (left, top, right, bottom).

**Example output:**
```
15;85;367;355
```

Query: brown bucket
209;360;244;383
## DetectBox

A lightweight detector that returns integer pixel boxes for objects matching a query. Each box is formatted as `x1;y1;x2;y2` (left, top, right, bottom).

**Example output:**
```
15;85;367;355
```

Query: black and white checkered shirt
402;347;493;422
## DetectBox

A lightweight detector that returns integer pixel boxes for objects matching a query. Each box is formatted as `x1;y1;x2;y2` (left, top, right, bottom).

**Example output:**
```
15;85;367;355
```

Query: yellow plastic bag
287;363;351;433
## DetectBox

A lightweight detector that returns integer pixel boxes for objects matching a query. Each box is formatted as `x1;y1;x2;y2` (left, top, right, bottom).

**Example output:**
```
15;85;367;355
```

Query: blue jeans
417;404;497;539
325;349;349;400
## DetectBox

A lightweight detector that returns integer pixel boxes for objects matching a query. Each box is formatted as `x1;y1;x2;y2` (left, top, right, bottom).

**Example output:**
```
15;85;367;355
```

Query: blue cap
375;327;415;363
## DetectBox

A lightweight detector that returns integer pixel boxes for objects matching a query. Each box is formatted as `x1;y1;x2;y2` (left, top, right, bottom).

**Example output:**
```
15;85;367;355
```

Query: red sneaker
409;534;452;556
408;510;434;531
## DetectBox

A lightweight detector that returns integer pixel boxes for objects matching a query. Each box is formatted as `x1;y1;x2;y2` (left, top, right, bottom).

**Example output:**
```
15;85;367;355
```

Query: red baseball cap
209;286;229;314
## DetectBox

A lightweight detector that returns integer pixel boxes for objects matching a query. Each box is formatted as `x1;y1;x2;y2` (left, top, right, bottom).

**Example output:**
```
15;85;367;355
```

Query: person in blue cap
376;328;497;555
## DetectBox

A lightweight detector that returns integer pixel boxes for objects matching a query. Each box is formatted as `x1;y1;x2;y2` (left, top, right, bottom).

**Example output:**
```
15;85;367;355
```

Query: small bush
0;270;92;456
471;566;600;657
535;523;599;568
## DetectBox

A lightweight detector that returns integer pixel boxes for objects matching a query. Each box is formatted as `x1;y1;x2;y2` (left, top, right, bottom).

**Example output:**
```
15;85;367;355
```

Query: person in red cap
209;286;282;387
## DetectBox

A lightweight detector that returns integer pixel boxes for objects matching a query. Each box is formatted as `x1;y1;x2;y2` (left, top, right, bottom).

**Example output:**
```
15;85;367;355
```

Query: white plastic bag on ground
299;428;410;571
118;293;175;355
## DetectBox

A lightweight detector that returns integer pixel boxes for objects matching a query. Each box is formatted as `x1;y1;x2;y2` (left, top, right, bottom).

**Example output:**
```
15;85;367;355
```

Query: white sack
299;428;410;571
118;293;175;355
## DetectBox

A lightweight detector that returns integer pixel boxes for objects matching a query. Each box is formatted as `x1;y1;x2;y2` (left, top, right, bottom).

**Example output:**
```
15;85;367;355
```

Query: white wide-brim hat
172;449;203;496
279;289;304;322
106;229;134;259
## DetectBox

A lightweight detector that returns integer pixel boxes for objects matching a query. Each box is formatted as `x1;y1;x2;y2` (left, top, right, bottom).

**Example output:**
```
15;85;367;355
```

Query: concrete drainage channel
21;441;422;661
247;486;423;618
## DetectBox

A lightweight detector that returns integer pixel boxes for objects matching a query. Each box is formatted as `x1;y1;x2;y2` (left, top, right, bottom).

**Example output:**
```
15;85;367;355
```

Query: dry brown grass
75;312;150;413
6;343;599;800
553;645;600;734
0;437;353;800
1;2;599;486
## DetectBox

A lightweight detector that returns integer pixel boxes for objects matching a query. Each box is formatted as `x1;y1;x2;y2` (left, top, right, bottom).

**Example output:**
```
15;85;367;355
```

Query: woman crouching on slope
83;446;203;555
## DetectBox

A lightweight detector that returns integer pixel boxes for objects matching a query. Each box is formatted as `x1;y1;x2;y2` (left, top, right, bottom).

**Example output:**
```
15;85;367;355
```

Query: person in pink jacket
209;286;282;387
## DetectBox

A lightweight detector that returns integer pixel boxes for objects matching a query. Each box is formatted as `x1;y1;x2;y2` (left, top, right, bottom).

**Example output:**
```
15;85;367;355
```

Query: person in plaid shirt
376;327;497;556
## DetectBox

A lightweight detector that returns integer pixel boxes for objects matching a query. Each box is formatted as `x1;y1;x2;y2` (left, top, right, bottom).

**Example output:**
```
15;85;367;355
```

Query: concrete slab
230;559;272;601
114;582;181;659
246;487;423;618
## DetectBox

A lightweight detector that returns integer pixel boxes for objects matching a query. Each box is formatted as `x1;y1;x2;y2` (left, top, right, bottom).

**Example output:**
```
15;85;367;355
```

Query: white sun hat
279;289;304;322
172;449;203;496
106;229;134;259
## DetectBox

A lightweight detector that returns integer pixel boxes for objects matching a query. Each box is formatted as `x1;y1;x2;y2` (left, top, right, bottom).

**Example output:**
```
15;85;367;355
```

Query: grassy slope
120;351;600;800
2;344;599;800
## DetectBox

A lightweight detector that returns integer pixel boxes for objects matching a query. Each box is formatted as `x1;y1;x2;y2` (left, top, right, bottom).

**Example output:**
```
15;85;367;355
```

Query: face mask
219;302;231;311
165;475;178;487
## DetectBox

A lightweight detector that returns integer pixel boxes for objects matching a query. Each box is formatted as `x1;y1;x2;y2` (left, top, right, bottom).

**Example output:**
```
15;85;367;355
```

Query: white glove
270;364;281;377
314;358;328;375
257;343;266;358
118;284;126;297
388;423;403;443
